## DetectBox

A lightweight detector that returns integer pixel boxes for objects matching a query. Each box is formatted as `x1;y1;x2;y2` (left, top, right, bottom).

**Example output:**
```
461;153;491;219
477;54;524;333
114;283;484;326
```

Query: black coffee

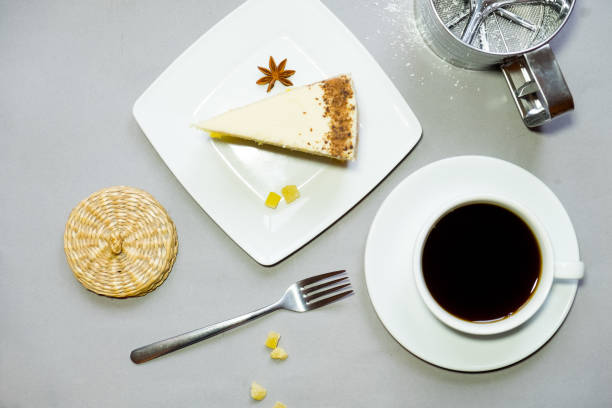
422;203;541;322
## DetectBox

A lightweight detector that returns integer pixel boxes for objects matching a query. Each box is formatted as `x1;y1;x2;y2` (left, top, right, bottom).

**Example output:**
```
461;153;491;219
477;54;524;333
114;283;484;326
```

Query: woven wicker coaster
64;186;178;298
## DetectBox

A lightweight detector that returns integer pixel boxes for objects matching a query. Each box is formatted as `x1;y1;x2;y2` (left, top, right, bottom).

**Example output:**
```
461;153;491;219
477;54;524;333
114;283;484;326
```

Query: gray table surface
1;0;610;406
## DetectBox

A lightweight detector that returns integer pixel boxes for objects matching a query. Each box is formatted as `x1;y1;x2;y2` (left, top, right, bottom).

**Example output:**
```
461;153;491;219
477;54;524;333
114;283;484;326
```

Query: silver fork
130;270;353;364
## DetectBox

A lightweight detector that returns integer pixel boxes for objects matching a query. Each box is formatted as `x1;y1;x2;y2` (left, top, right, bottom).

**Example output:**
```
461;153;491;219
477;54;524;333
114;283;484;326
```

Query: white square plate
133;0;422;265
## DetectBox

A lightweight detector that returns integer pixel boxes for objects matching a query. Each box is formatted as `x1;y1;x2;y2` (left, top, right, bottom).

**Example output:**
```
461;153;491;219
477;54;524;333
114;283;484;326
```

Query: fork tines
299;270;353;309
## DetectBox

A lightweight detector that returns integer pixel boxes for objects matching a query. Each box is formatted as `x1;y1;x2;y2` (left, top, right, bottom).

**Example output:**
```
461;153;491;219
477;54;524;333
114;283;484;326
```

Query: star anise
256;56;295;92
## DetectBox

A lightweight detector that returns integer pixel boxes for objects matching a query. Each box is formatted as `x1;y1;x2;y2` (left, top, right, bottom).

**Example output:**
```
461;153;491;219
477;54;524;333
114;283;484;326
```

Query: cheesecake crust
320;75;356;160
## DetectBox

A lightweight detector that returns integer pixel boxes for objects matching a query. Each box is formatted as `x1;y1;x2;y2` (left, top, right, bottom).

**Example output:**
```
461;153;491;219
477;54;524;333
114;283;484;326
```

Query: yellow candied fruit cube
273;402;287;408
208;131;224;138
250;382;267;401
270;347;288;360
265;192;281;209
281;185;300;204
265;331;281;349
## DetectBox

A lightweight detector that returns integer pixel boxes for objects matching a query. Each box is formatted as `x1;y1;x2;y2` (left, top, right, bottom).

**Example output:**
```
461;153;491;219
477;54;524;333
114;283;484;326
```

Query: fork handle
130;302;281;364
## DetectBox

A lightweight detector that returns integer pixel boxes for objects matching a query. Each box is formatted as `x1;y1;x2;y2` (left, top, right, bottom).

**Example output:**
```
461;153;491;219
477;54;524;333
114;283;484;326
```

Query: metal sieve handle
501;44;574;128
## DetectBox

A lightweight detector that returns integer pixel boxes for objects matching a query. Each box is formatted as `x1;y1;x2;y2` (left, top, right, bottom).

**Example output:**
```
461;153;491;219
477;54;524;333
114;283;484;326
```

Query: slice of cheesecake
195;74;357;161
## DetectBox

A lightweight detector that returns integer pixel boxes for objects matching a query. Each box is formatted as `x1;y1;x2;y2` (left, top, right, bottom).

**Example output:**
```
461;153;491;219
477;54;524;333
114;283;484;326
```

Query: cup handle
554;261;584;280
500;44;574;128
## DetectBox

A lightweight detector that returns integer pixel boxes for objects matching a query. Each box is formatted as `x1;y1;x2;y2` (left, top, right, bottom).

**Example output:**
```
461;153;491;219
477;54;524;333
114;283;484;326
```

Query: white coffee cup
413;194;584;336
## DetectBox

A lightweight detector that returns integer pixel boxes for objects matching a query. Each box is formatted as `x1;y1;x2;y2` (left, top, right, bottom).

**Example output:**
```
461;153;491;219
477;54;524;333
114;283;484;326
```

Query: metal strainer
416;0;574;127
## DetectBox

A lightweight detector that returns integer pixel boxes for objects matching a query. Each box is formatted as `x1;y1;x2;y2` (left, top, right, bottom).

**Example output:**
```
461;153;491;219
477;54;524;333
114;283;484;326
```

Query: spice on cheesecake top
320;75;356;159
256;56;296;92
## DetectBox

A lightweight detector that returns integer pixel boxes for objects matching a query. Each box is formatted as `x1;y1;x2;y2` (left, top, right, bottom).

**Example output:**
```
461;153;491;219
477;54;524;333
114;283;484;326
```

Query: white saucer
364;156;582;372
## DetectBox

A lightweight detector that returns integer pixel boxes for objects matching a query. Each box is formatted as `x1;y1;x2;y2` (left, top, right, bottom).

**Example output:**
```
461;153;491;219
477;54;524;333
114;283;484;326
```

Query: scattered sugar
364;0;473;99
375;0;422;57
383;2;400;13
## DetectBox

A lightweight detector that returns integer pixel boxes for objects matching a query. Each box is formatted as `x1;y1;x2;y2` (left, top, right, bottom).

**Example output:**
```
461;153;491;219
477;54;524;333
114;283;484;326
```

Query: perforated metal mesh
433;0;569;53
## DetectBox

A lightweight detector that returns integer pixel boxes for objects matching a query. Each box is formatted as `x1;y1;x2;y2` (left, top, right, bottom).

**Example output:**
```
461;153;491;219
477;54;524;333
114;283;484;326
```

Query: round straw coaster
64;186;178;298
